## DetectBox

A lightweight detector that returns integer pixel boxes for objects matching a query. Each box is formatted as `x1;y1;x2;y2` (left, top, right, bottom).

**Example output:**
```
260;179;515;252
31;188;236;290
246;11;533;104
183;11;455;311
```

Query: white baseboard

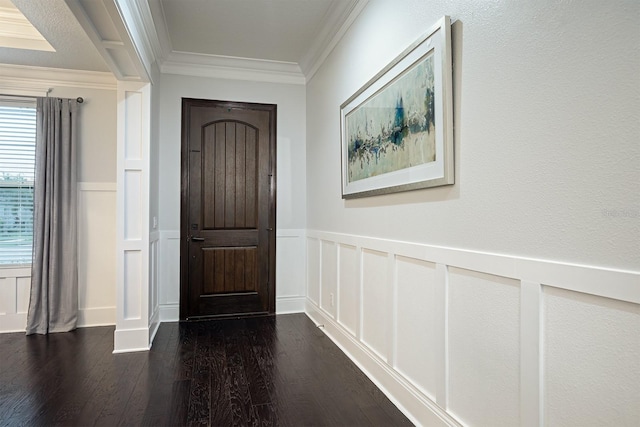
77;307;115;327
276;296;306;314
1;308;115;333
159;303;179;322
113;327;151;353
305;300;460;427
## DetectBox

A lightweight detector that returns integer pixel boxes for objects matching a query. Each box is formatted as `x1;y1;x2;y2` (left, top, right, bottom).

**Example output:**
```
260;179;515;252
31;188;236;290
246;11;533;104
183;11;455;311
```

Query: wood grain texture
182;99;275;320
202;121;258;231
202;247;258;294
0;314;412;426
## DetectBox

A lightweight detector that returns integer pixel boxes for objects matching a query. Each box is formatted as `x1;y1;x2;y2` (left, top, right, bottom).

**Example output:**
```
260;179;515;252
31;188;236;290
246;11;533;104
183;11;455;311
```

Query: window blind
0;103;36;265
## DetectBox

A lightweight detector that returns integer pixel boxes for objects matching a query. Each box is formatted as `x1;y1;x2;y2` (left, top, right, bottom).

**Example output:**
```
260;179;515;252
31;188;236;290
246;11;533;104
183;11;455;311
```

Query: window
0;102;36;265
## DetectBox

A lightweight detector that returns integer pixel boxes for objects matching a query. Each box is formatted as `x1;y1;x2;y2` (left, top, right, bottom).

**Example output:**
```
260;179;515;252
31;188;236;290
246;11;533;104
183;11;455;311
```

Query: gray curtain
26;97;79;335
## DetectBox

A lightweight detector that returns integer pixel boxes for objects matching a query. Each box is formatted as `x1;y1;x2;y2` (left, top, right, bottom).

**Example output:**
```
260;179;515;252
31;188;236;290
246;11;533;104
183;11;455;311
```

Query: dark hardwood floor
0;313;412;426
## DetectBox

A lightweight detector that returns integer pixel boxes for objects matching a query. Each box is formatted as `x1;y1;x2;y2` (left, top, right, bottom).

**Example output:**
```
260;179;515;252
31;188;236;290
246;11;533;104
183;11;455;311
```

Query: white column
114;81;151;353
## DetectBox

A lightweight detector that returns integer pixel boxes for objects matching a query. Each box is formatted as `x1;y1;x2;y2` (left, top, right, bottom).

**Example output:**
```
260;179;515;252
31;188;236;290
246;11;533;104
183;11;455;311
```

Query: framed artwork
340;16;454;199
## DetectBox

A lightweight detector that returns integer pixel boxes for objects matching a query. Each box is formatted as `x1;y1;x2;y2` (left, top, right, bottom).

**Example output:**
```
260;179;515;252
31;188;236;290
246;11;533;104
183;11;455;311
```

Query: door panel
180;99;276;319
201;121;257;229
201;247;257;293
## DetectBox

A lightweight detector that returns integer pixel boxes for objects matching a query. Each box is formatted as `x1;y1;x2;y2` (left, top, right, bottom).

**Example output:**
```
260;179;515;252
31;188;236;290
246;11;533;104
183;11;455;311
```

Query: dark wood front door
180;98;276;319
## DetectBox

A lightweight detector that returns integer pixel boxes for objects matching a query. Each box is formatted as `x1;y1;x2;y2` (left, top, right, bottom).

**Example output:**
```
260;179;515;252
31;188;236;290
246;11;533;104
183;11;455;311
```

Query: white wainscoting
158;230;180;321
275;229;306;313
305;230;640;427
112;82;153;353
0;183;117;333
77;183;117;327
0;266;31;332
157;229;307;321
149;230;160;344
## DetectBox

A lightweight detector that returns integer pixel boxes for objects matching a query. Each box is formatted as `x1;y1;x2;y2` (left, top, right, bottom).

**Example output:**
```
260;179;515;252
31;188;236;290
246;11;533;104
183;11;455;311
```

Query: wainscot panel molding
114;81;152;353
305;230;640;427
0;183;118;333
275;229;307;313
149;230;160;344
158;230;180;322
157;229;307;322
0;267;31;332
77;182;117;328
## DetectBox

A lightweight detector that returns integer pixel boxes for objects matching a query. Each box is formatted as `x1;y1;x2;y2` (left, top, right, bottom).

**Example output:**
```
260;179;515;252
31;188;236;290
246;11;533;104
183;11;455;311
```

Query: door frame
179;98;277;320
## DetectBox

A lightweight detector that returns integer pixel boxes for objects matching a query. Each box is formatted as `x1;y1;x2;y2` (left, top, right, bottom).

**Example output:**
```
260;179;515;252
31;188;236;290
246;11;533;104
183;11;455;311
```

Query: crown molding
145;0;304;84
300;0;369;82
130;0;164;64
146;0;173;63
114;0;158;82
0;63;117;91
161;51;306;85
127;0;366;85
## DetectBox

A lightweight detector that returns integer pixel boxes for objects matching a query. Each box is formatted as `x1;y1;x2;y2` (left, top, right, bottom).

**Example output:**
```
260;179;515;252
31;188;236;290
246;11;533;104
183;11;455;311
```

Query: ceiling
0;0;109;72
156;0;344;63
0;0;362;81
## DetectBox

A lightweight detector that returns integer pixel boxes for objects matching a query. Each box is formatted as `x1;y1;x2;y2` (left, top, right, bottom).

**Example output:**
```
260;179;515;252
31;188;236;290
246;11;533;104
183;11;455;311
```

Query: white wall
156;73;307;320
305;0;639;425
49;87;116;183
0;82;117;332
307;0;639;270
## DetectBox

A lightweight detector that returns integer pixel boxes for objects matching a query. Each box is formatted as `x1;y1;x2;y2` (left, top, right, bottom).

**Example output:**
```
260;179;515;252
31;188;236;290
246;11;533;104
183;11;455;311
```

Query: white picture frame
340;16;454;199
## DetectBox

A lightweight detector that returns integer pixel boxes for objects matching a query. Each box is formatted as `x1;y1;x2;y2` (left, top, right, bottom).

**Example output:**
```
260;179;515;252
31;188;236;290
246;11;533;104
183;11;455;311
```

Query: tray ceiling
0;0;364;82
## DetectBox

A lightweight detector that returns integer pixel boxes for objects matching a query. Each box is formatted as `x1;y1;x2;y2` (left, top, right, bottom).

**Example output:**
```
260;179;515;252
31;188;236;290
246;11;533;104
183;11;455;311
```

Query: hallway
0;314;411;426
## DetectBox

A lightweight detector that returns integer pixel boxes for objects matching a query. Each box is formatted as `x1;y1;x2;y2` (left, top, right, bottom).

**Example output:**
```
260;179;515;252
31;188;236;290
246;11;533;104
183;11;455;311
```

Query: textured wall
305;0;639;425
306;0;640;270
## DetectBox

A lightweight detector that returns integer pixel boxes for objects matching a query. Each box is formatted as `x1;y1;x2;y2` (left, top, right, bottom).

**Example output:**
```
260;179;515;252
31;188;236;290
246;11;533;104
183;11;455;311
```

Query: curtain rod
0;93;84;103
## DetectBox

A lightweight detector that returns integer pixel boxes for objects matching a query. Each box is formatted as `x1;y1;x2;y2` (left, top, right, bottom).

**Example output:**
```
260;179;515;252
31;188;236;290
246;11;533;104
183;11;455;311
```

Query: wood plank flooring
0;313;412;426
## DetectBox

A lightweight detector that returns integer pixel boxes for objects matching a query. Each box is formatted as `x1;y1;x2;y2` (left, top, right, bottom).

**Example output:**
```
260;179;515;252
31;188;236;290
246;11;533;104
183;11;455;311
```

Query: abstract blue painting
340;16;453;198
346;54;435;183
